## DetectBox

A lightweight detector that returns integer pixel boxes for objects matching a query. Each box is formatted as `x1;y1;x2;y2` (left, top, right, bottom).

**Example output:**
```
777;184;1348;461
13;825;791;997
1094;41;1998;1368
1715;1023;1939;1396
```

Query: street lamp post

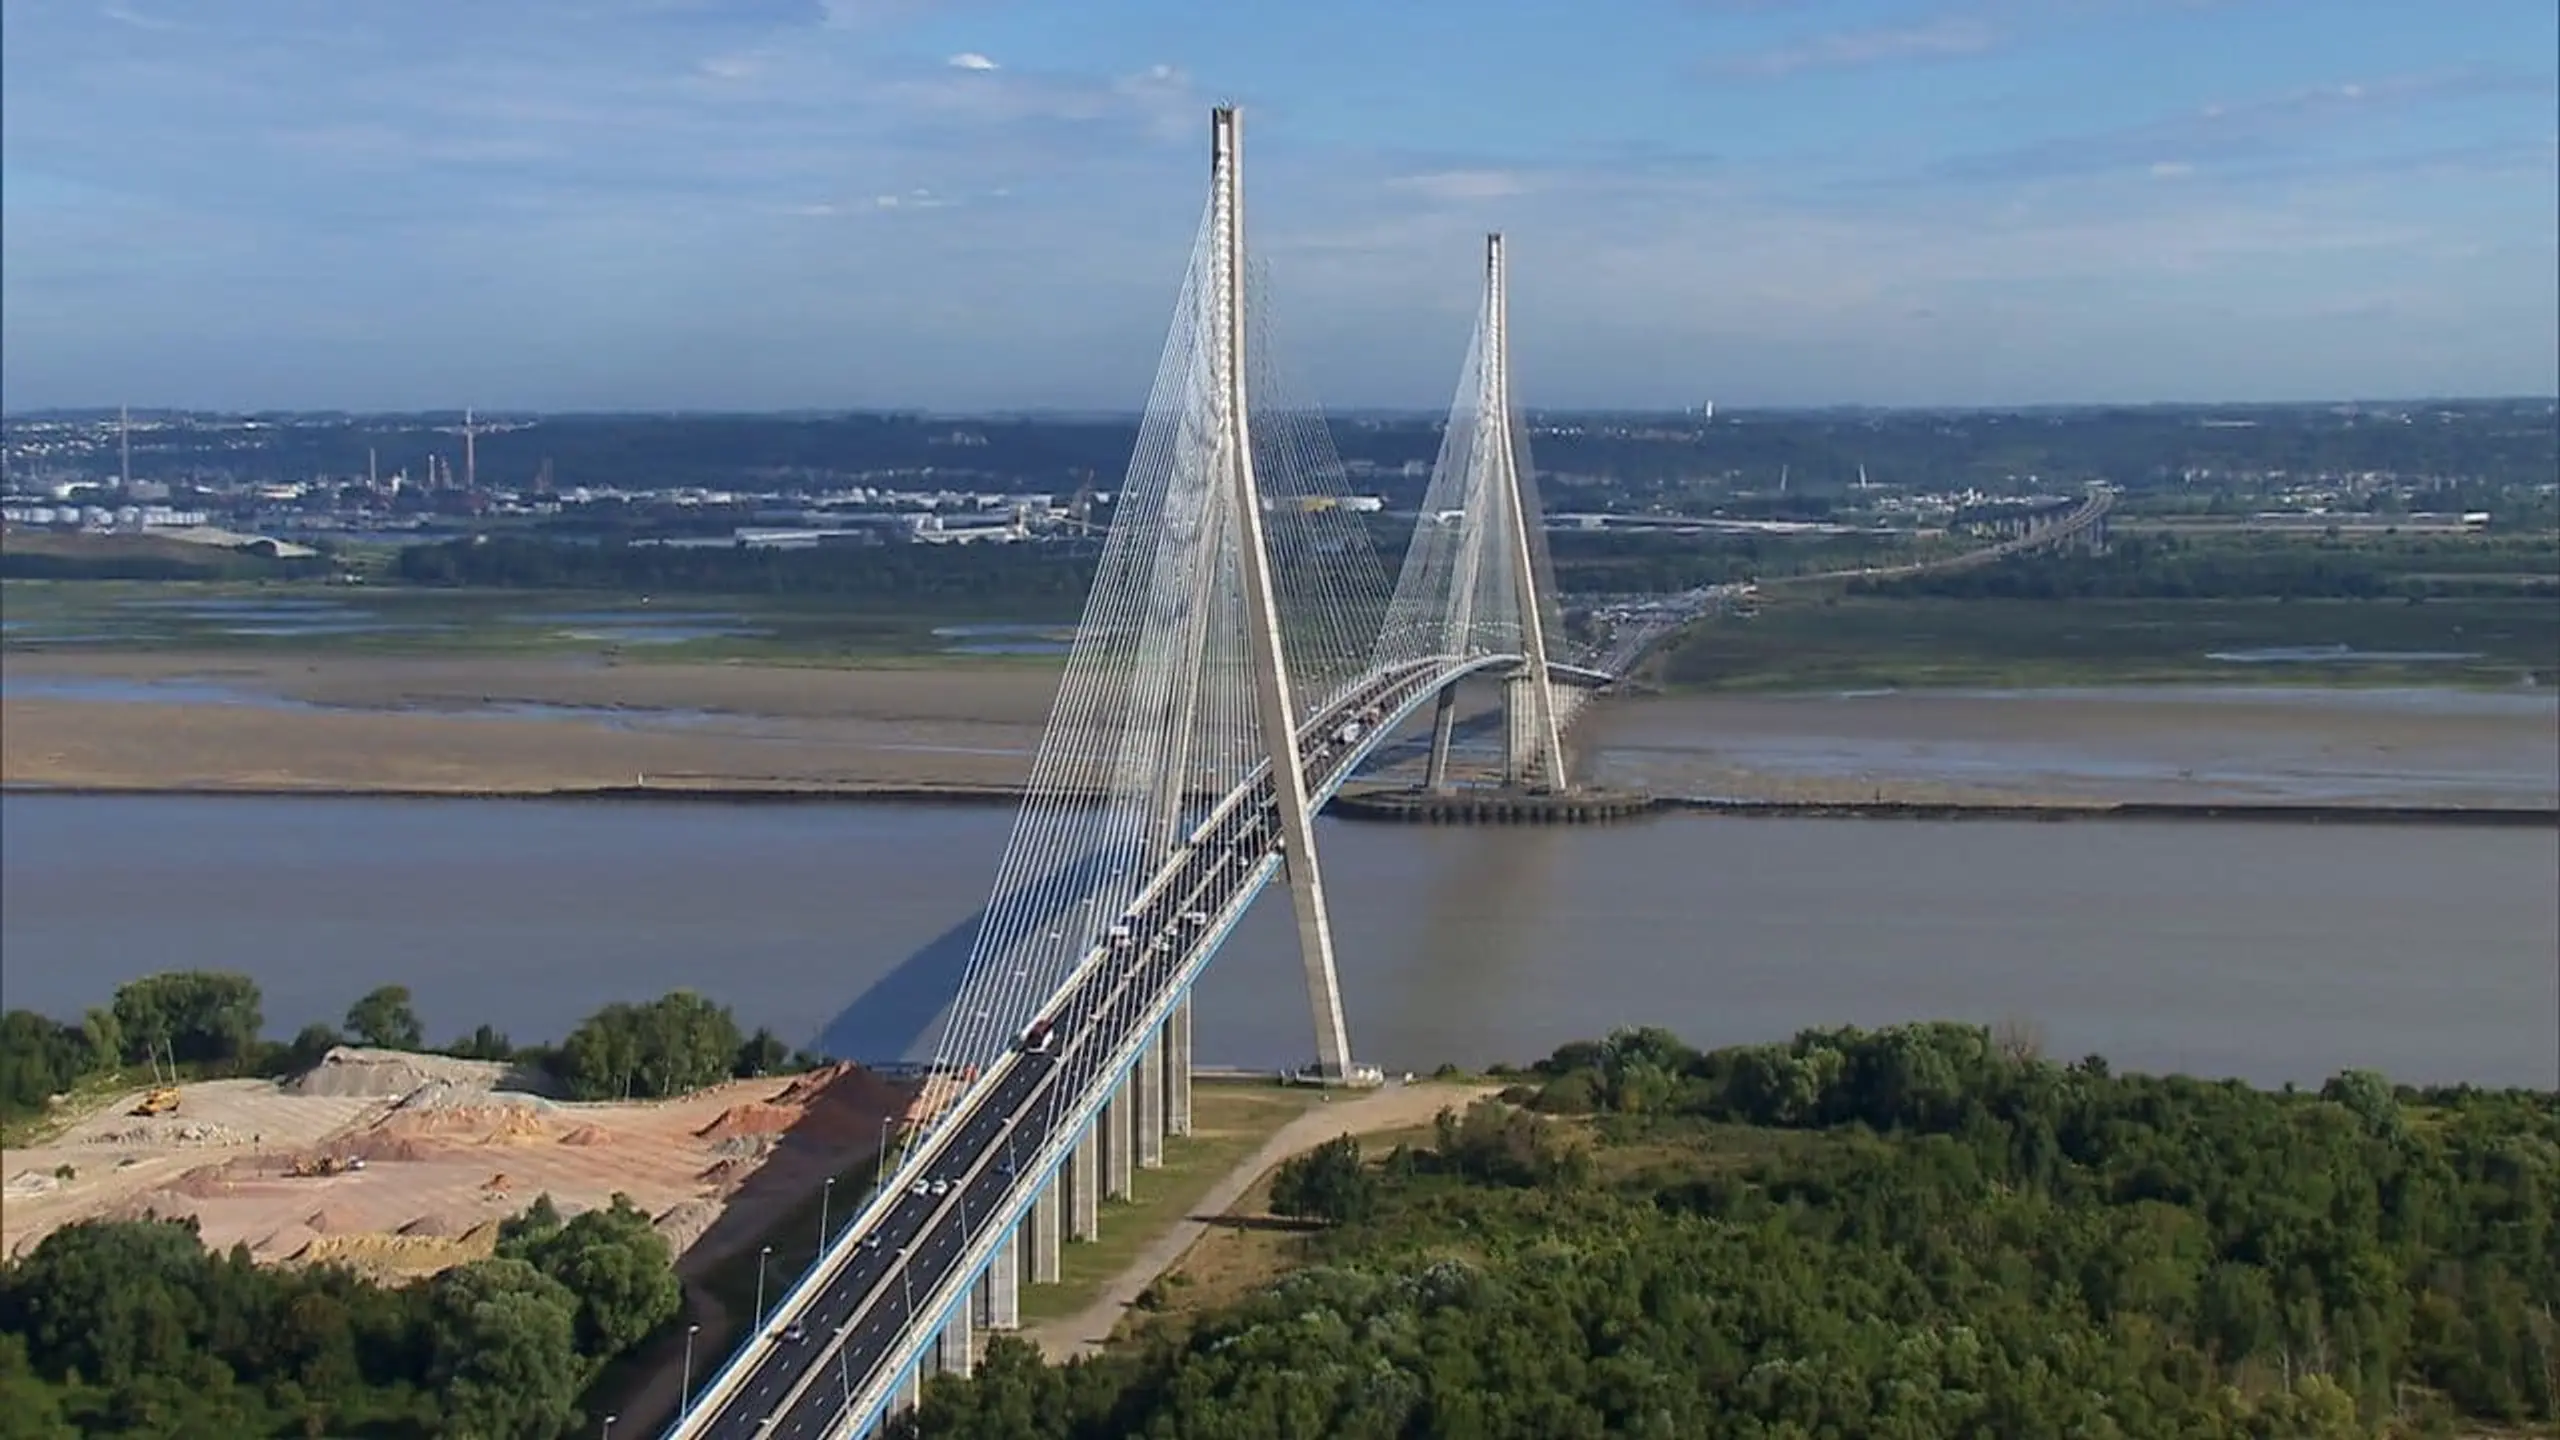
601;1415;616;1440
820;1175;836;1252
756;1244;773;1330
876;1115;897;1191
681;1323;700;1414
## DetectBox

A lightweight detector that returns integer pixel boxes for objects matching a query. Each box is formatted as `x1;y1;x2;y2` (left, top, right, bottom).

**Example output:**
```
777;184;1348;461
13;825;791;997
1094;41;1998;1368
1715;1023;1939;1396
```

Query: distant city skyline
3;0;2554;413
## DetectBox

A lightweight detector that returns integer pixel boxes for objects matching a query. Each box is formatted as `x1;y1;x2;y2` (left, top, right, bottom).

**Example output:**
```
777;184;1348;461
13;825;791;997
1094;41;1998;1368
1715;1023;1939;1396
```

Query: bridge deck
678;653;1518;1440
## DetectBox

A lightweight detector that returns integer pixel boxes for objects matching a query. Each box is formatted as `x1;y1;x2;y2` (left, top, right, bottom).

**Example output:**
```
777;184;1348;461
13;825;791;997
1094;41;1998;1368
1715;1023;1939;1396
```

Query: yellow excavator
130;1088;181;1118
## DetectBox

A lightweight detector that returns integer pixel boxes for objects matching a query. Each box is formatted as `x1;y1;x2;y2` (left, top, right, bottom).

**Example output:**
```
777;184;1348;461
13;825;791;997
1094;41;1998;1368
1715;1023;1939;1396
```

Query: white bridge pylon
666;106;1605;1440
1379;232;1573;792
917;104;1375;1126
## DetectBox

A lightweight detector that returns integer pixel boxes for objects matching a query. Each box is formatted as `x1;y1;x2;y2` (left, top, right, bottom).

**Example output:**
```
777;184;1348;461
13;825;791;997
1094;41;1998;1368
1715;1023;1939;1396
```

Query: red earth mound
695;1103;795;1142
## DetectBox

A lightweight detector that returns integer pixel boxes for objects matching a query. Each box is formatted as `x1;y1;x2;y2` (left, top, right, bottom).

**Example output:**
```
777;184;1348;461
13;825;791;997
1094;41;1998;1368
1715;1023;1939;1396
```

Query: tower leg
1210;107;1356;1084
1502;674;1533;788
1424;684;1461;792
1485;234;1567;794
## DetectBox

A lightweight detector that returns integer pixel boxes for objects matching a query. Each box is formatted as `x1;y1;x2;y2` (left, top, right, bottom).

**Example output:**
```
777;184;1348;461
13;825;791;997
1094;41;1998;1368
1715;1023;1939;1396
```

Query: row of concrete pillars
882;995;1195;1418
1424;676;1574;793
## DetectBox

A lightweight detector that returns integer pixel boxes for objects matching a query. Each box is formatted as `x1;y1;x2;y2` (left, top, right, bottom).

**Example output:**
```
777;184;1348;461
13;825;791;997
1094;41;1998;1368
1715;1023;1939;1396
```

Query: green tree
424;1258;583;1440
1269;1137;1377;1226
282;1023;343;1074
0;1333;76;1440
341;986;424;1051
501;1194;679;1357
0;1216;217;1391
445;1024;515;1061
109;972;263;1070
735;1026;790;1078
0;1012;101;1125
555;991;743;1100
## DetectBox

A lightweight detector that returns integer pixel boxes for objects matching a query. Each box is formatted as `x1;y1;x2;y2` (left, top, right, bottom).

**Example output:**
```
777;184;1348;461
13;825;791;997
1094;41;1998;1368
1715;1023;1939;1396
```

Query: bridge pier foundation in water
1329;784;1660;825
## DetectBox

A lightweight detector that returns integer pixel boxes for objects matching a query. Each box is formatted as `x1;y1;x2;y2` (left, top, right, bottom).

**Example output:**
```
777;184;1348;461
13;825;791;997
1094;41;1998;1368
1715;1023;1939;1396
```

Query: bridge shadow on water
810;840;1122;1066
812;904;986;1066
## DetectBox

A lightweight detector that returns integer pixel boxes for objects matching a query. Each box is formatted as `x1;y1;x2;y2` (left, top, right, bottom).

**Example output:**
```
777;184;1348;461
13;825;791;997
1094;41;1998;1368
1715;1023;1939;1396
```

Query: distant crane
438;408;481;491
1059;469;1103;534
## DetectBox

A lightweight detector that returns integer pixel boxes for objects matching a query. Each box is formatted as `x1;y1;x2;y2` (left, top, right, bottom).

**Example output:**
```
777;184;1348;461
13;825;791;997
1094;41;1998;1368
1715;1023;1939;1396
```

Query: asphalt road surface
685;660;1462;1440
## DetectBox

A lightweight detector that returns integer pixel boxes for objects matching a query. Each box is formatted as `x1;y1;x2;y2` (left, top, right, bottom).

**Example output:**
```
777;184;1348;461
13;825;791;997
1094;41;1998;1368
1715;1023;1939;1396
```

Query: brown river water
3;793;2552;1089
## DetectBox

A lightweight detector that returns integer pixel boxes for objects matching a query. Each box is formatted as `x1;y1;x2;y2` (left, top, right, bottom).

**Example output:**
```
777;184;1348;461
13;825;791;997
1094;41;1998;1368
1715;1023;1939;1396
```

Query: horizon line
6;395;2555;424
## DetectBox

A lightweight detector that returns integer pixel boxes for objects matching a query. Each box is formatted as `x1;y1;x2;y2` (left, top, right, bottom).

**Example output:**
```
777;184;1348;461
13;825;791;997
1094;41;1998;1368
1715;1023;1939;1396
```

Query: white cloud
1712;16;2003;78
874;189;955;210
946;53;999;72
2148;161;2194;179
98;3;182;31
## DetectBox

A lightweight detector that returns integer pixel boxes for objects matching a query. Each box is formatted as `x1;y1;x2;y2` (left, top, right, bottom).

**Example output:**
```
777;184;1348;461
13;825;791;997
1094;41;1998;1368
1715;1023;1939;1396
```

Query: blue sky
3;0;2554;411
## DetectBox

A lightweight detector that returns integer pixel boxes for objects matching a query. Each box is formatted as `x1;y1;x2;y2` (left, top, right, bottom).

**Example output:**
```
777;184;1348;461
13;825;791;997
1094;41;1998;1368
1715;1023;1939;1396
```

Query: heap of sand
287;1046;534;1099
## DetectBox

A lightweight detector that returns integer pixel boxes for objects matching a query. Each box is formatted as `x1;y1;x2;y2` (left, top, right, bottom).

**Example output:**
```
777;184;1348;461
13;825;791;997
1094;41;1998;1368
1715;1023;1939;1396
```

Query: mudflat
1;651;1058;794
4;649;2554;807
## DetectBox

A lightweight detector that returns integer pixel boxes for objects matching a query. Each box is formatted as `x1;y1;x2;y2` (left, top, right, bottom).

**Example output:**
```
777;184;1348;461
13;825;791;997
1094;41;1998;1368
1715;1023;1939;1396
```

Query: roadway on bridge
687;657;1476;1440
683;493;2114;1438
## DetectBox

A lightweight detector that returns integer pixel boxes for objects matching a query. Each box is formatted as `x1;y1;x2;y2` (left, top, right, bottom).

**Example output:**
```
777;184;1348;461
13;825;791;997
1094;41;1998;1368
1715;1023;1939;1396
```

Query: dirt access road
1027;1081;1498;1360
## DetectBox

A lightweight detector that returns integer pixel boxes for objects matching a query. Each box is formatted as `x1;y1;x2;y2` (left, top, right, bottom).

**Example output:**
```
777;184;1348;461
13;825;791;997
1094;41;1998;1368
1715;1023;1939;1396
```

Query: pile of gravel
284;1047;518;1100
387;1078;554;1115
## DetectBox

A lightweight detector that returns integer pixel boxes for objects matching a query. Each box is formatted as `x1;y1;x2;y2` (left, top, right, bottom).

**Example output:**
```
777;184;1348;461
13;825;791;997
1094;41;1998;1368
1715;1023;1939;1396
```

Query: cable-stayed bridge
668;107;1616;1440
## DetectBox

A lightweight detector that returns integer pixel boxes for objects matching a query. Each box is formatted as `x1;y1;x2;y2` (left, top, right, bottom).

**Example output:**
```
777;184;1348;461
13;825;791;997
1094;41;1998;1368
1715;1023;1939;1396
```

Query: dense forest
9;1007;2555;1437
899;1024;2558;1440
390;533;1100;607
0;532;335;583
0;974;825;1435
0;1195;677;1437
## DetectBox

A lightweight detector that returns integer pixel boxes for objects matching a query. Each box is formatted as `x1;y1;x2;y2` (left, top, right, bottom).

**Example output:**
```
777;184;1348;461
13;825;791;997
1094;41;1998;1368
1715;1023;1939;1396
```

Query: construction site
0;1047;922;1285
